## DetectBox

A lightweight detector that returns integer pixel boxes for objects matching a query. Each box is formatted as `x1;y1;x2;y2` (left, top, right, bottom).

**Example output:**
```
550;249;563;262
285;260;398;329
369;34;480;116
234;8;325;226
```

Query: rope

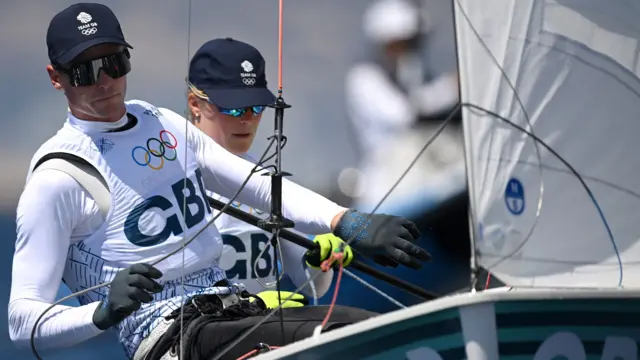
318;250;346;332
236;345;281;360
343;269;406;309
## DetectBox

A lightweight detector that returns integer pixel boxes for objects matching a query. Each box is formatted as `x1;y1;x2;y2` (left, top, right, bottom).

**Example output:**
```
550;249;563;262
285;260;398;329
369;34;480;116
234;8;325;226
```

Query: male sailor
8;3;430;360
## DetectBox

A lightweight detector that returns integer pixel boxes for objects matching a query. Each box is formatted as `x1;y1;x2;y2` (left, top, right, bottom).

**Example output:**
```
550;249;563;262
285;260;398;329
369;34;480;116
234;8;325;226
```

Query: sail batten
455;0;640;288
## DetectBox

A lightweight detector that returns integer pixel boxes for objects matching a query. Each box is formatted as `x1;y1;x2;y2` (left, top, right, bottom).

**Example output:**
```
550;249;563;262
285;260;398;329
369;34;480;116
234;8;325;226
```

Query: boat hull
255;288;640;359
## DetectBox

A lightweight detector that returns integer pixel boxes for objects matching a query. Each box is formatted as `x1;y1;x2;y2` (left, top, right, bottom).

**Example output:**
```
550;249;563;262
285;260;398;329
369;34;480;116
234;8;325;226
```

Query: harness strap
142;291;268;360
32;155;111;216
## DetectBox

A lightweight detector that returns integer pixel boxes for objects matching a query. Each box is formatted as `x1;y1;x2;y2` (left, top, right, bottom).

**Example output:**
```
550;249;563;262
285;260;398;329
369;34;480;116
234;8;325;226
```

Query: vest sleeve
9;170;104;350
161;107;348;235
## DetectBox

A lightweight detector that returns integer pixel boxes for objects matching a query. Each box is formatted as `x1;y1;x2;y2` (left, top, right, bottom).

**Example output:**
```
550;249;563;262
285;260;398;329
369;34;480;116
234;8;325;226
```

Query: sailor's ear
187;92;201;122
47;64;64;91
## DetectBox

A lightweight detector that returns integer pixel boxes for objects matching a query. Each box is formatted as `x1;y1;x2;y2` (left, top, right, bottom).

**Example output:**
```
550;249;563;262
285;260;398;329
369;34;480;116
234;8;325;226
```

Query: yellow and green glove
249;235;353;310
251;290;308;309
304;233;354;269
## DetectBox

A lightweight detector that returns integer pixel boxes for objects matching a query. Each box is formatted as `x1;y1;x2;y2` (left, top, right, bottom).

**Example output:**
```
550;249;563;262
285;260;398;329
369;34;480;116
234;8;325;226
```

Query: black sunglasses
56;49;132;87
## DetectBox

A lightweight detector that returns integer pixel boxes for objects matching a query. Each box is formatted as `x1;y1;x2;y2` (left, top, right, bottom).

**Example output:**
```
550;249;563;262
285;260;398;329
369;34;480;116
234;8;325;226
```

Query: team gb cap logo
241;60;254;72
77;12;92;24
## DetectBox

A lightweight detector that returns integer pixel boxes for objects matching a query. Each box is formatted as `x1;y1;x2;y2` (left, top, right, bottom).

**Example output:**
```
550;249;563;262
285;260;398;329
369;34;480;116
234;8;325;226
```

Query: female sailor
180;37;355;309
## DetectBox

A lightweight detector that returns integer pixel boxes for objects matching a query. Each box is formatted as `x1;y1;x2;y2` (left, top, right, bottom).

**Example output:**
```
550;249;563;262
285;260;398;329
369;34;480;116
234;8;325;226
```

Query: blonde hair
185;80;209;122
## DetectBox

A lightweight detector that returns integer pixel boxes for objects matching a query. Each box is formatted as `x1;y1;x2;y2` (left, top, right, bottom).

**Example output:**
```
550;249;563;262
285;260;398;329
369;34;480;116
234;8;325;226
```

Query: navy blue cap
188;38;276;109
47;3;132;65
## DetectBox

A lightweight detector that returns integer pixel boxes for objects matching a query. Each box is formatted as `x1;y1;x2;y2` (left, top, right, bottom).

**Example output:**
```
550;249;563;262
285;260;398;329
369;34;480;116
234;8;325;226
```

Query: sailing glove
251;290;308;309
92;263;164;330
333;209;431;269
304;233;354;268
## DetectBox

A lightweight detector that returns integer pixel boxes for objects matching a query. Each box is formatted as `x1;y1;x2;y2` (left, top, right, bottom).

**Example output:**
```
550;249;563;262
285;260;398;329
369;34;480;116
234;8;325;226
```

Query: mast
259;0;294;342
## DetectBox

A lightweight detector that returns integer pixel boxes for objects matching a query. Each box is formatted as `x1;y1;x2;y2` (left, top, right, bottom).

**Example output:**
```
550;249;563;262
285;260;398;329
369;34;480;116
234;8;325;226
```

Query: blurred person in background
342;0;466;211
321;0;472;314
179;37;356;309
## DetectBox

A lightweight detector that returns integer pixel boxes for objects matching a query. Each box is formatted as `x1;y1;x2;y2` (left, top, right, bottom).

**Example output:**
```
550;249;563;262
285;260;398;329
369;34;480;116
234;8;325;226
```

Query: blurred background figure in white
342;0;466;212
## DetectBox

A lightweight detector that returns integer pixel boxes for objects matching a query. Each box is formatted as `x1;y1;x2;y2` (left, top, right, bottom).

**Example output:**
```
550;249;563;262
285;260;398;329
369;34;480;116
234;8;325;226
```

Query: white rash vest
203;151;333;298
209;188;334;298
9;100;346;358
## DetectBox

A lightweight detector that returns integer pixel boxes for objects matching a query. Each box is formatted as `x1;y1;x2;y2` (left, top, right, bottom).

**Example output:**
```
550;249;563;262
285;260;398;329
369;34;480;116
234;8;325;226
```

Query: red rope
236;345;281;360
235;249;346;359
277;0;283;93
236;349;258;360
318;249;345;330
320;250;343;272
484;271;491;290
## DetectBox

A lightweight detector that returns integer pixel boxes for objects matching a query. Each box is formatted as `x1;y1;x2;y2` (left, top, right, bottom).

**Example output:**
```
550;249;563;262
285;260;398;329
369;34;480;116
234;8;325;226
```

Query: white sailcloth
455;0;640;288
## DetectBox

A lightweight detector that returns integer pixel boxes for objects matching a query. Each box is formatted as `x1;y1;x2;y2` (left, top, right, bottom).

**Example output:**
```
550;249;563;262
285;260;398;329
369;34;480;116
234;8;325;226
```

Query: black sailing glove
92;263;164;330
333;209;431;269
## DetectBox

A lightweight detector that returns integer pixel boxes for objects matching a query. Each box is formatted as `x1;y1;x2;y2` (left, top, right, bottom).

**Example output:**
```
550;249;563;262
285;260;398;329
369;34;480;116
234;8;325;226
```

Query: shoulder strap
33;156;111;217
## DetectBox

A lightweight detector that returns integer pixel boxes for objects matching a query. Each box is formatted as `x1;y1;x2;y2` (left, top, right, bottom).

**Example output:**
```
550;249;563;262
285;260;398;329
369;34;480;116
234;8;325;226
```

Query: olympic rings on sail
131;130;178;170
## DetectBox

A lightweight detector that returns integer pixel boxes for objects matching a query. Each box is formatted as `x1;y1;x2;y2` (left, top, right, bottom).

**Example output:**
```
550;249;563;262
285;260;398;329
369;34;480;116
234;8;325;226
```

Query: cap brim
203;87;276;109
56;37;133;65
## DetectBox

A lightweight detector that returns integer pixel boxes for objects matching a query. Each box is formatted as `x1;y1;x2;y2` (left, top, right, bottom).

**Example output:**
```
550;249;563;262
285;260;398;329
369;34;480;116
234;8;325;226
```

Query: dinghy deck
255;288;640;359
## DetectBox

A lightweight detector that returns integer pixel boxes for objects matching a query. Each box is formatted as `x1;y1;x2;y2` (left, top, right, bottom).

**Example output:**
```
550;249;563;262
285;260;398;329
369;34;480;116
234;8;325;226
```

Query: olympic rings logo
81;28;97;36
131;130;178;170
242;78;256;86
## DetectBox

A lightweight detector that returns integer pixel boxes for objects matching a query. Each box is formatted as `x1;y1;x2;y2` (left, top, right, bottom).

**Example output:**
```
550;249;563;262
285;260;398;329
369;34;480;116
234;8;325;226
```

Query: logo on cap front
241;60;254;72
77;11;98;36
77;12;92;23
240;60;256;86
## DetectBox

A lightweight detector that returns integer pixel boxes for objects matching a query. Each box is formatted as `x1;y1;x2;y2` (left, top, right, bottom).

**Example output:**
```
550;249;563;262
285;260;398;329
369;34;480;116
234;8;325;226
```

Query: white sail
455;0;640;288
